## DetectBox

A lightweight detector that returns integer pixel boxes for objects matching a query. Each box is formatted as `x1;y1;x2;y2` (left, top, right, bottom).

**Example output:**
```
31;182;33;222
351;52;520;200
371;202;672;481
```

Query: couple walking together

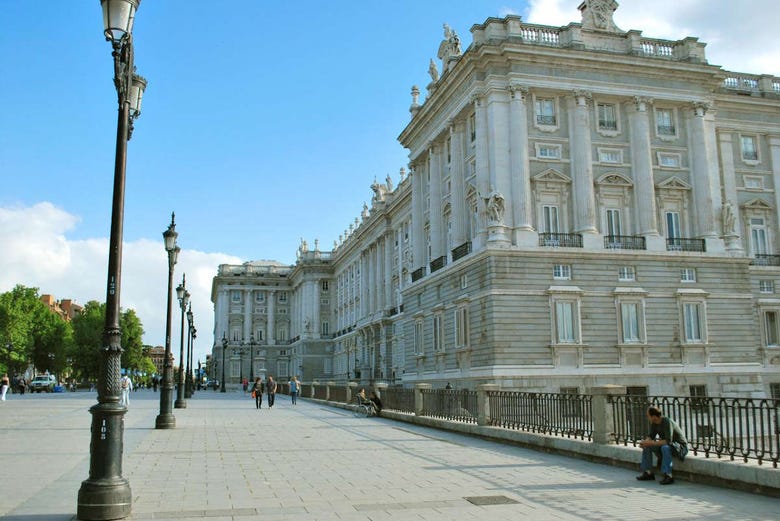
250;375;279;409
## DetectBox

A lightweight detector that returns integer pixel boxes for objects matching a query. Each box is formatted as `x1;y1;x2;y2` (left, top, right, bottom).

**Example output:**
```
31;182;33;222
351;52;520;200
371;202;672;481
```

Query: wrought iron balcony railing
751;254;780;266
539;232;583;248
411;267;426;282
604;235;646;250
451;241;472;262
430;256;447;273
666;238;706;252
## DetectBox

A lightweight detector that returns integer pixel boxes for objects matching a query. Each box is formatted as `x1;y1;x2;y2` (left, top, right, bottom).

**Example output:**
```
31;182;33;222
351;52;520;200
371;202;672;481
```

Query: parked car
30;374;57;393
204;379;219;390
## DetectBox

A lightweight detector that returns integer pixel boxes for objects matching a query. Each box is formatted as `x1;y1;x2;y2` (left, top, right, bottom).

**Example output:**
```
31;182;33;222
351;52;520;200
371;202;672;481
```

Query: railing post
347;382;357;404
375;382;388;398
589;385;626;444
477;384;500;426
311;381;318;399
415;383;431;416
326;381;335;401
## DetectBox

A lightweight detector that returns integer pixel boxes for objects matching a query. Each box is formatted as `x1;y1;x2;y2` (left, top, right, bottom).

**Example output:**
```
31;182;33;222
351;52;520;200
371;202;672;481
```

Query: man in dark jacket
636;406;687;485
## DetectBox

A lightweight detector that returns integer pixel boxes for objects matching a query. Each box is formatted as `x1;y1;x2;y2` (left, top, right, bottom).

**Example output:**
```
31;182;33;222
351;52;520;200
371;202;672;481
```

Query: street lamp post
189;326;197;395
185;305;193;398
220;334;227;393
174;276;189;408
79;1;145;519
156;213;179;429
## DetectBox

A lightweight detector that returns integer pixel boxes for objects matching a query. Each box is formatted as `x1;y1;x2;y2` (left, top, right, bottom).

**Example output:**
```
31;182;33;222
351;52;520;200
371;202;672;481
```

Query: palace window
750;218;769;255
554;300;579;344
681;268;696;282
618;266;636;281
433;313;444;352
682;301;706;343
655;108;676;136
535;98;557;126
542;205;560;233
765;311;780;346
759;280;775;294
469;113;476;143
741;135;758;161
321;321;329;336
666;212;681;239
255;291;265;302
414;319;424;355
597;103;618;131
278;291;287;302
619;301;644;344
597;148;623;164
231;290;241;303
455;305;469;348
658;152;681;168
605;208;622;236
536;143;562;159
553;264;571;280
321;281;329;292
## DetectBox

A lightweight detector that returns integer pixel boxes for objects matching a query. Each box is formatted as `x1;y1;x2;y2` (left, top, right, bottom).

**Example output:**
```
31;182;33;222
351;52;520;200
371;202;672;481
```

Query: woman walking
1;373;9;401
251;377;263;409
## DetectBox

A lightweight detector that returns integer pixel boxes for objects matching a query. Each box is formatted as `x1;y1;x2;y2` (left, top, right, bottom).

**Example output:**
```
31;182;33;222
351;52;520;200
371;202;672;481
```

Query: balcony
451;241;472;262
536;114;556;126
604;235;646;250
411;267;426;282
751;254;780;266
539;233;583;248
657;125;676;136
430;256;447;274
666;238;706;252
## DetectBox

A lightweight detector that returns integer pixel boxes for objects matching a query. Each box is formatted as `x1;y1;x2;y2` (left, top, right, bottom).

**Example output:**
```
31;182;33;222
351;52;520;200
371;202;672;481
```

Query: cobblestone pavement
1;390;777;520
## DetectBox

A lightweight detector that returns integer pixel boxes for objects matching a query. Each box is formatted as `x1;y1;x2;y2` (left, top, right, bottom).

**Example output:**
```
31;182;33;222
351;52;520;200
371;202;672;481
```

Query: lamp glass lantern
100;0;140;43
129;74;147;117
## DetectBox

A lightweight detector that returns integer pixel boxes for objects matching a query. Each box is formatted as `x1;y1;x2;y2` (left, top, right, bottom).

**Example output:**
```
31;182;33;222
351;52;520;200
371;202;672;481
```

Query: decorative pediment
743;197;774;211
596;172;632;186
656;176;692;191
533;168;571;184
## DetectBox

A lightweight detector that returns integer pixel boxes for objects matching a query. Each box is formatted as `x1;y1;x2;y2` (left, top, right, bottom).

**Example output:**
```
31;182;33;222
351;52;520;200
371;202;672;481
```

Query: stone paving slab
0;390;777;520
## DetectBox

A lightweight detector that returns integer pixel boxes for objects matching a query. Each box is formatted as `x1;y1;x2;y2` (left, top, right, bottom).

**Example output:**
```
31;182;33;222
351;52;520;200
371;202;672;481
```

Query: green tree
0;285;71;376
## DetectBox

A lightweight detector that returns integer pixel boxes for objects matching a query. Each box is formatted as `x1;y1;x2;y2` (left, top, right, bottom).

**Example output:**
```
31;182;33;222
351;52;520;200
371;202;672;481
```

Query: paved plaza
0;390;777;521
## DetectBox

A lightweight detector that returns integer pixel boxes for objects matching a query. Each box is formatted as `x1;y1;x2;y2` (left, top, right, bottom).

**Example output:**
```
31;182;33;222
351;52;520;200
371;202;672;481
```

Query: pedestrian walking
289;375;300;405
119;374;133;407
251;377;263;409
266;375;277;408
1;373;9;401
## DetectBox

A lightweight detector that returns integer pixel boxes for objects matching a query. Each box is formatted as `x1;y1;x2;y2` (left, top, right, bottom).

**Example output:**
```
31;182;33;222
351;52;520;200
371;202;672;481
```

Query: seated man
369;390;383;417
636;406;687;485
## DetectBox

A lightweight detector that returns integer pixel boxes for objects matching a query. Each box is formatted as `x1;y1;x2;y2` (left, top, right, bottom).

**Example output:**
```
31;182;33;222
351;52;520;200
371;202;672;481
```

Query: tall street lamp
156;213;179;429
185;304;193;398
190;327;197;392
78;1;145;519
220;334;227;393
174;275;190;408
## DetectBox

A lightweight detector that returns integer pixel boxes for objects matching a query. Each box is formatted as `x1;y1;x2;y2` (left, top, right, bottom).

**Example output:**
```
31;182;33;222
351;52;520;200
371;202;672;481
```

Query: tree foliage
0;285;72;376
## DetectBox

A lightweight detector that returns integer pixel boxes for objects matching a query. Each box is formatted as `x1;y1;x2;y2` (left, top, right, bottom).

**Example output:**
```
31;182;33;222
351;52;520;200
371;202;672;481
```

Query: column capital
572;89;592;105
470;92;485;107
691;100;713;117
630;96;654;112
508;83;529;100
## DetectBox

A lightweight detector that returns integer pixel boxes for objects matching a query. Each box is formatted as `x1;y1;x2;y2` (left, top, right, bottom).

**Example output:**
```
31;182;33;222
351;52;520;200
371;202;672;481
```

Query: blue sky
1;0;777;363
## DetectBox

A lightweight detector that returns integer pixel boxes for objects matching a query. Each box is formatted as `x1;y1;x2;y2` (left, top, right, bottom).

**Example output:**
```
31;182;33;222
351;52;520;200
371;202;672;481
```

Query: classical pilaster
474;94;490;247
769;136;780;253
217;289;229;340
508;83;535;246
411;164;426;272
312;279;321;337
384;234;393;310
268;289;276;345
567;91;598;236
243;289;252;341
626;96;663;250
687;101;723;249
485;87;512;246
429;144;444;261
718;131;744;253
449;122;467;249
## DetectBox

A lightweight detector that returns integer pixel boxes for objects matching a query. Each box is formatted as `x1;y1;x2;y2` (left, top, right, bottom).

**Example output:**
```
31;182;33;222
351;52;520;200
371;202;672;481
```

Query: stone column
626;97;662;249
449;122;467;250
769;136;780;253
312;280;321;337
509;84;535;246
216;289;229;340
718;131;744;253
567;91;598;238
384;234;393;311
243;289;252;341
414;383;432;416
477;383;499;426
486;88;512;246
268;290;276;345
589;385;626;444
687;101;724;251
347;381;357;404
429;145;444;261
474;94;490;247
411;164;426;273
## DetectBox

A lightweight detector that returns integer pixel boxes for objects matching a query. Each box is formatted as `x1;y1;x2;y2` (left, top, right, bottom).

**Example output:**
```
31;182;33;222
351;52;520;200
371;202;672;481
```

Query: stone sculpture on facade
438;23;462;73
385;173;394;192
580;0;621;32
485;191;505;225
428;58;439;83
722;200;737;236
371;179;388;203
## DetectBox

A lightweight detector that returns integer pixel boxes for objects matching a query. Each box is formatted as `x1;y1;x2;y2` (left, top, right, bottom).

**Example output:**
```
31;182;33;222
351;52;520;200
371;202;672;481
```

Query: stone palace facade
210;1;780;399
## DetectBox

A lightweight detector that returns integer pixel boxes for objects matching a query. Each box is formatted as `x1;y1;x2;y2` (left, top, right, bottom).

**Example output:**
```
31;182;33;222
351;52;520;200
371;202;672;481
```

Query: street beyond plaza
1;391;777;521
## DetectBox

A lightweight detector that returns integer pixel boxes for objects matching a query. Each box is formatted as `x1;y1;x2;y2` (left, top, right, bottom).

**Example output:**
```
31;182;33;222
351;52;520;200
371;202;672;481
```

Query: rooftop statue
579;0;622;32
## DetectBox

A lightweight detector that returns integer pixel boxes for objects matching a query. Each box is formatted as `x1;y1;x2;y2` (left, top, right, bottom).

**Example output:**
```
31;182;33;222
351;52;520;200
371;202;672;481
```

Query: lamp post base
174;399;187;409
154;413;176;429
77;476;131;520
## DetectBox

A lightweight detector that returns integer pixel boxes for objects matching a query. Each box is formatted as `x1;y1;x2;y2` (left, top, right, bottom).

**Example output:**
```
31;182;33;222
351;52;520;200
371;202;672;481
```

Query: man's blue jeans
640;444;673;475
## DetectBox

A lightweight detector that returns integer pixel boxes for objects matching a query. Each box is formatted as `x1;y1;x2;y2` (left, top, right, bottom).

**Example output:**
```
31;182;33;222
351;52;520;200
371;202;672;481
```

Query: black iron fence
751;254;780;267
421;389;478;424
382;387;415;414
430;256;447;273
411;267;425;282
451;241;472;262
487;391;592;440
666;237;706;252
539;232;583;248
604;235;646;250
611;395;779;466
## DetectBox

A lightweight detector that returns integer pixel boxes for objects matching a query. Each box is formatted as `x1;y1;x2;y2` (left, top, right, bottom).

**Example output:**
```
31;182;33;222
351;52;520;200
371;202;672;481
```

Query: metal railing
411;267;425;282
539;232;583;248
666;237;706;252
382;387;415;414
451;241;472;262
751;255;780;267
421;389;478;424
430;256;447;273
329;386;347;403
605;235;646;250
487;391;592;440
611;395;779;466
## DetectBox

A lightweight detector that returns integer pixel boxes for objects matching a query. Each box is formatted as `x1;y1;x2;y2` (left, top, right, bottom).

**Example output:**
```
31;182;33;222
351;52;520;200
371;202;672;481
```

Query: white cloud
525;0;779;75
0;203;242;364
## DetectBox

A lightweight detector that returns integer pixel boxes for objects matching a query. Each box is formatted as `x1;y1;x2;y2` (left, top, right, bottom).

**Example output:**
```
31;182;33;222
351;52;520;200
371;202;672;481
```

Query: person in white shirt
120;375;133;407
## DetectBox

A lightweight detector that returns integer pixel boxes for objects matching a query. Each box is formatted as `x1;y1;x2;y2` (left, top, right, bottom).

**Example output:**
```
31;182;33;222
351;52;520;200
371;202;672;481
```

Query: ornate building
211;1;780;399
